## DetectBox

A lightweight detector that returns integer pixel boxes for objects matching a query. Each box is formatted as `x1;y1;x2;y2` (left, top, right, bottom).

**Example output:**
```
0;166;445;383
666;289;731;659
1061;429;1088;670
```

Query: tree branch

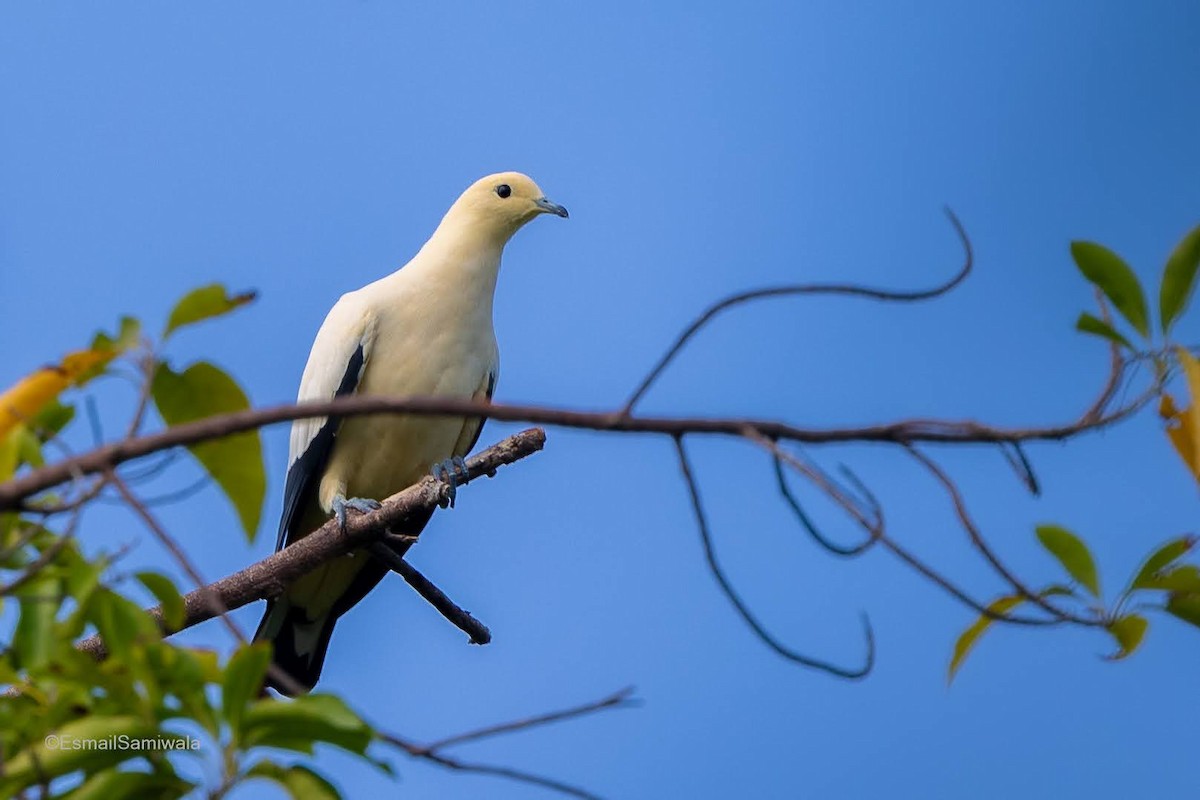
379;686;636;800
673;436;874;679
0;360;1146;511
366;541;492;645
622;206;973;413
74;429;546;659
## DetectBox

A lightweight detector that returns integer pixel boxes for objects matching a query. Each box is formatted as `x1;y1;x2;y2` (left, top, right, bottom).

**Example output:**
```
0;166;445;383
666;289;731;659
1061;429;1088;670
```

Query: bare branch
903;444;1102;627
673;436;874;679
0;361;1148;512
622;206;974;413
758;436;1057;627
108;471;247;646
379;686;636;800
421;686;635;752
366;542;492;645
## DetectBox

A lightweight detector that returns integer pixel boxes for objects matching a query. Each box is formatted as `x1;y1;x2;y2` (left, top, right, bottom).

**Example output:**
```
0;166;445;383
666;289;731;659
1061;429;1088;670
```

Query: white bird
254;172;567;694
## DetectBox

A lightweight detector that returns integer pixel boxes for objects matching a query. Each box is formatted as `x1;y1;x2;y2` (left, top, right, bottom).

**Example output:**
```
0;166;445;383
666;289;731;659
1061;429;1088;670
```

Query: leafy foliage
0;529;377;798
151;362;265;540
1159;223;1200;335
1160;349;1200;483
1071;241;1150;338
163;284;257;340
952;222;1200;681
1035;524;1100;597
0;285;381;798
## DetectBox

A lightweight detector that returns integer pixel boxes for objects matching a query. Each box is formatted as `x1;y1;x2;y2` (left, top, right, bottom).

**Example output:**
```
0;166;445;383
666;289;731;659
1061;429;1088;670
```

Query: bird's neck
402;220;507;317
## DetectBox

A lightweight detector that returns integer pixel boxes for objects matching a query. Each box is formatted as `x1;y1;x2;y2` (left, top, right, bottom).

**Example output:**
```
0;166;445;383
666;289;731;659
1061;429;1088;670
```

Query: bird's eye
495;184;512;199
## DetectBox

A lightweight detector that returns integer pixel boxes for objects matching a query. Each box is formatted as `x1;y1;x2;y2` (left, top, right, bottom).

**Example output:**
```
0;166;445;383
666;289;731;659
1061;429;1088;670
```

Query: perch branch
74;429;545;659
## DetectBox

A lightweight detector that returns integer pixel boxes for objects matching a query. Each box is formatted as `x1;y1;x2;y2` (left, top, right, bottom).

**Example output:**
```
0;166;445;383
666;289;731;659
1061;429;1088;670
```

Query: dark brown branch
1000;442;1040;496
74;429;546;659
366;542;492;645
673;436;874;679
0;366;1146;512
622;207;974;413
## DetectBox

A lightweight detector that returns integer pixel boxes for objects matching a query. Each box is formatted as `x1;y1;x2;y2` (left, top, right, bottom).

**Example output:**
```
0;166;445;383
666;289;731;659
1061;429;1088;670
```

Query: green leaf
143;646;221;734
1136;565;1200;593
1071;241;1150;338
151;361;264;539
1131;535;1197;589
1036;524;1101;597
136;571;187;631
62;770;195;800
1160;223;1200;334
222;642;272;738
14;426;44;468
63;546;107;605
1166;592;1200;628
88;589;160;663
948;594;1025;683
242;693;374;755
1105;614;1148;660
91;316;143;355
30;400;76;440
164;284;257;339
1075;312;1134;350
12;575;62;670
0;716;190;793
246;761;343;800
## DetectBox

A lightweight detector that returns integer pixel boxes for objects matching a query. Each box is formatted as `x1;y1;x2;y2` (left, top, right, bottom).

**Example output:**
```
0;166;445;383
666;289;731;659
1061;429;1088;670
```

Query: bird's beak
534;197;569;218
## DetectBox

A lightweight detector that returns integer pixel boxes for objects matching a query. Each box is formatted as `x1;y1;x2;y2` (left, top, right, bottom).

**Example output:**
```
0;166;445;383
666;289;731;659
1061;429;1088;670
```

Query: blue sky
3;3;1199;798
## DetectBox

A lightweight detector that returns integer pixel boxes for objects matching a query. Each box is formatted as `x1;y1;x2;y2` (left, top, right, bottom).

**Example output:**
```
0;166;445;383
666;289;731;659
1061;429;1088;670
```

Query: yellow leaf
948;594;1025;683
0;349;115;440
1160;348;1200;485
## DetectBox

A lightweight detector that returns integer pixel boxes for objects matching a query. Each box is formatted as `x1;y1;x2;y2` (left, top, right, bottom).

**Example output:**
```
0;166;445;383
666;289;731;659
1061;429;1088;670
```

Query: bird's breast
319;295;496;508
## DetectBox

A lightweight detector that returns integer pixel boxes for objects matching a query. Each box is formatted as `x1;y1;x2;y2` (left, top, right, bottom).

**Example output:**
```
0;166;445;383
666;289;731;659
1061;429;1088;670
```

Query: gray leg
430;456;470;508
332;494;382;531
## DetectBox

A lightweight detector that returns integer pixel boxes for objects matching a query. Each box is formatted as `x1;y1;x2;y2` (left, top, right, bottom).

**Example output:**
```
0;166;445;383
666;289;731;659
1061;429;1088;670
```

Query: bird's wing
452;354;498;459
275;295;374;552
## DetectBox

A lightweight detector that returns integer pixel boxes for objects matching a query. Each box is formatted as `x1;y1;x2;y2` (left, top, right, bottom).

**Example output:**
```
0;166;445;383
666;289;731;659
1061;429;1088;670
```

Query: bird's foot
333;495;382;531
431;456;470;509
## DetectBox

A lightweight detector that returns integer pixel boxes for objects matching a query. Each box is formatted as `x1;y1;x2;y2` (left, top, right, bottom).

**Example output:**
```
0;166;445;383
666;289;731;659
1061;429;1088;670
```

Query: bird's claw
333;495;382;531
431;456;470;508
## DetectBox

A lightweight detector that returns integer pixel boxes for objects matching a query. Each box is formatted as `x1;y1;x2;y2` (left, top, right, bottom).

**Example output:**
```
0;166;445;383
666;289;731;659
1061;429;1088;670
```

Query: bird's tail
253;597;338;696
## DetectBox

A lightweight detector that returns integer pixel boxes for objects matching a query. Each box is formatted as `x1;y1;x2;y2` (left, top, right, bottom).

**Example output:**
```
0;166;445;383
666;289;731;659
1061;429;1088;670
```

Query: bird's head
442;171;568;244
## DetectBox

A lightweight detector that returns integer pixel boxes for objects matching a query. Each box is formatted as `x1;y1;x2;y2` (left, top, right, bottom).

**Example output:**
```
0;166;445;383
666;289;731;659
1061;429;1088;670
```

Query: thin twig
673;436;874;679
377;739;605;800
903;445;1102;627
0;513;81;596
366;543;491;644
621;207;974;413
123;350;156;440
757;436;1055;626
379;687;635;800
108;471;247;645
421;686;635;752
